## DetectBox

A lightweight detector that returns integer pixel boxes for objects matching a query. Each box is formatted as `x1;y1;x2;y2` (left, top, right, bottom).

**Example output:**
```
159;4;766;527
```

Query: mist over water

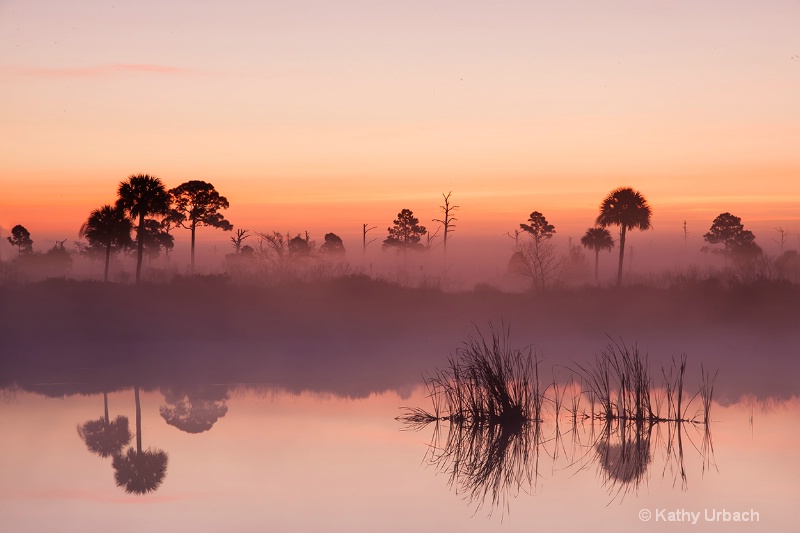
1;220;798;532
1;268;797;404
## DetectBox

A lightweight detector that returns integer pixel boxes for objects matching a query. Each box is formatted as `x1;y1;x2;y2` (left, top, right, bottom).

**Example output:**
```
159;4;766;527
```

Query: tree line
506;187;775;289
2;179;787;287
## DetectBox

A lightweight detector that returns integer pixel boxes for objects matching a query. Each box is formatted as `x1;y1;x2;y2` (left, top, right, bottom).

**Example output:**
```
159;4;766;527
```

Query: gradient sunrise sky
1;0;798;248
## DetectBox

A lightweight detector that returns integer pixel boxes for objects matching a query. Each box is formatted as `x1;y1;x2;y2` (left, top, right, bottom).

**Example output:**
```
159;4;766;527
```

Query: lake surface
1;382;796;532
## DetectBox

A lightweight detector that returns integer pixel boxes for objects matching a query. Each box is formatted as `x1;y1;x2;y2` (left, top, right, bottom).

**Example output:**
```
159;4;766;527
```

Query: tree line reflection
75;384;230;495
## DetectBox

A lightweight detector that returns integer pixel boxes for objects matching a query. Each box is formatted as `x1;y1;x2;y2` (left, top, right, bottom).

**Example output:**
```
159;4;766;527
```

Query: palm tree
596;187;652;286
77;392;131;457
112;386;168;494
116;174;171;284
79;205;133;282
580;227;615;282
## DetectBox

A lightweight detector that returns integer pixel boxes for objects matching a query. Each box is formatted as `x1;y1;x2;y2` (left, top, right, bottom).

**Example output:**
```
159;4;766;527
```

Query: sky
1;0;799;259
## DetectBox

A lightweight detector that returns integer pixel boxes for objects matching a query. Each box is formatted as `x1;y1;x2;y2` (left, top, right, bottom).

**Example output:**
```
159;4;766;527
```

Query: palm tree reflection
402;409;711;513
112;386;168;494
77;391;131;458
594;421;652;498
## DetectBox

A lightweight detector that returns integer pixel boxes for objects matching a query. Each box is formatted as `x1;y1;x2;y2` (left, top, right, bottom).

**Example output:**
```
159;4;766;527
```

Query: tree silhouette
7;224;33;255
383;209;427;253
509;240;561;290
77;392;131;458
509;211;559;290
596;187;652;286
520;211;555;243
362;223;377;264
168;181;233;273
230;229;250;254
79;205;133;282
432;192;459;255
581;227;615;282
137;218;175;261
320;233;345;256
288;234;312;256
159;386;229;434
255;231;289;274
116;175;171;284
112;386;168;494
703;212;761;262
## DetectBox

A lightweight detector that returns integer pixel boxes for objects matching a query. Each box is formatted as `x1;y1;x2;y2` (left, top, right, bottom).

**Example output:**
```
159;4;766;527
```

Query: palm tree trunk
134;386;142;454
617;226;627;286
135;214;145;284
104;243;112;283
103;391;109;427
595;249;600;282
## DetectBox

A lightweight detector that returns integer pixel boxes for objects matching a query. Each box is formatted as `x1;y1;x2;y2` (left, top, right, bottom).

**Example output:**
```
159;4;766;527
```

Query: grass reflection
398;326;716;514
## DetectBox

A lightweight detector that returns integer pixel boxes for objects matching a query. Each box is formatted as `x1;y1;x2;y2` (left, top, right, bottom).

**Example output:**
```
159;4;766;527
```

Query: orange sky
1;0;798;256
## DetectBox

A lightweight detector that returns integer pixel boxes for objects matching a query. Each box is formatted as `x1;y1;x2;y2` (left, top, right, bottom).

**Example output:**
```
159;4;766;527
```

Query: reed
399;324;543;427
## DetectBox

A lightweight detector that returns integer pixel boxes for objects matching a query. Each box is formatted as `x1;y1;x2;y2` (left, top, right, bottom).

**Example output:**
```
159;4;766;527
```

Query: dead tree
432;192;459;255
425;226;441;249
773;227;789;253
362;223;377;264
506;229;521;248
230;229;250;254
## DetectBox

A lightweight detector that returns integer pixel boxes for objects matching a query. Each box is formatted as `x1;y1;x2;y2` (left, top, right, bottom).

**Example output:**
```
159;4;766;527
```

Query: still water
1;383;796;532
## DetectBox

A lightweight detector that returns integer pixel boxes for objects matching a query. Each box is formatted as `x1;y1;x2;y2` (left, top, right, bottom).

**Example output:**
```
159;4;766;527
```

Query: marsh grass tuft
399;324;543;428
397;326;717;513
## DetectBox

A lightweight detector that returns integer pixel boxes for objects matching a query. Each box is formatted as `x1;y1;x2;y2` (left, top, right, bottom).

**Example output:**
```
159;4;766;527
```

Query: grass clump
400;324;542;428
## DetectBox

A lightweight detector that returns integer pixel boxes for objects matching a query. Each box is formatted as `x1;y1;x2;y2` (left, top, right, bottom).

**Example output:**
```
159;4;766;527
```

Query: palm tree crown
116;174;171;283
581;227;615;282
79;204;133;282
581;227;615;252
117;175;171;222
596;187;652;231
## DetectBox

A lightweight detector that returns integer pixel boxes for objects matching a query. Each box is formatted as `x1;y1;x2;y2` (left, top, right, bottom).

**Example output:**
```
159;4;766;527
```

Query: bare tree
362;223;377;264
773;227;790;253
426;226;441;249
255;231;288;271
432;192;459;255
505;229;522;248
230;229;250;254
509;238;562;291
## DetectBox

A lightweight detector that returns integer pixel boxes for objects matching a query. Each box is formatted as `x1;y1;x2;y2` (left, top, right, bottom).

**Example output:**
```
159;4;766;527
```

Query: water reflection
399;331;717;514
77;391;131;458
430;415;538;513
594;421;653;497
112;386;168;494
73;384;172;495
159;385;229;434
407;412;713;514
1;379;796;532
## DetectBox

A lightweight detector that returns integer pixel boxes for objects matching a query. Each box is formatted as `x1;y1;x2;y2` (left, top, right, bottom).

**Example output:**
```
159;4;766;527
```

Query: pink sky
1;0;798;257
